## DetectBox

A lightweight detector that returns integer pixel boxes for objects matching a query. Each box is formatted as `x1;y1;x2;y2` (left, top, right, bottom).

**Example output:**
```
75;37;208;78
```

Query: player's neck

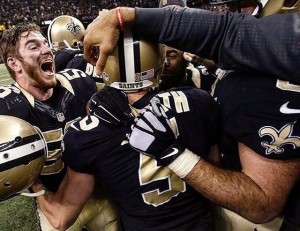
127;89;148;105
20;83;54;101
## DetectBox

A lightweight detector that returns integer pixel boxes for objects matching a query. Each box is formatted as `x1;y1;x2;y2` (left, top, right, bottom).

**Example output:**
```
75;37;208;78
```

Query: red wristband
116;7;125;31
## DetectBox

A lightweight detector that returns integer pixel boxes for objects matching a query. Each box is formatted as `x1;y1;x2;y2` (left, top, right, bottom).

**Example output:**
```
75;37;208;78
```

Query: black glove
89;86;133;126
128;99;184;166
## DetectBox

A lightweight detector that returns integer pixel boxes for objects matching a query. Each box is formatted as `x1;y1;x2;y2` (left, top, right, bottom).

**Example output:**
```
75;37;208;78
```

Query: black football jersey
213;72;300;229
54;48;82;72
213;71;300;170
63;87;219;231
0;69;97;191
66;54;104;89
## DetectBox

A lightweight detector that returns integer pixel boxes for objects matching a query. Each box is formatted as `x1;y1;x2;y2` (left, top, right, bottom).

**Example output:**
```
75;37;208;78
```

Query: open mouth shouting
41;59;55;76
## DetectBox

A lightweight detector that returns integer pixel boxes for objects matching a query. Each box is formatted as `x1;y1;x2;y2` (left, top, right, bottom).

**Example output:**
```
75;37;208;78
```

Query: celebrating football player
0;22;120;231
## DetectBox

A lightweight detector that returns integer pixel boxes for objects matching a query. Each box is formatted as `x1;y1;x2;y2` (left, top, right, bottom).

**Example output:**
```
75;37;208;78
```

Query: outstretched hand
83;7;135;76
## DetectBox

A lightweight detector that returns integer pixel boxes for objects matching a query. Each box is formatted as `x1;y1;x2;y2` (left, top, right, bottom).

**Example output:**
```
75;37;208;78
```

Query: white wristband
167;149;200;178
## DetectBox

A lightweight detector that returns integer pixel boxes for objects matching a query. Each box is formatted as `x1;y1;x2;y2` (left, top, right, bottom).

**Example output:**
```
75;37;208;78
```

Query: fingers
83;8;120;75
183;52;194;62
150;97;162;116
95;50;109;76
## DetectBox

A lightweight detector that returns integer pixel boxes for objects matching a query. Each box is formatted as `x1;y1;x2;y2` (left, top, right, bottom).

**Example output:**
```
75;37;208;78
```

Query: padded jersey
0;69;97;191
55;48;104;89
54;48;82;72
213;71;300;169
213;71;300;229
63;87;219;231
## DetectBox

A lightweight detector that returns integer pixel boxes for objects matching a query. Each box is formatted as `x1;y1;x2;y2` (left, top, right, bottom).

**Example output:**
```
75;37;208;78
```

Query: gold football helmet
0;116;47;201
101;29;165;92
48;15;85;51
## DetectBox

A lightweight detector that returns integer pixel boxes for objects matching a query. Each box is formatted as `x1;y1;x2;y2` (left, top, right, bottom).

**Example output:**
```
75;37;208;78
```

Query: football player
83;3;300;84
32;30;219;231
48;15;103;90
0;22;120;231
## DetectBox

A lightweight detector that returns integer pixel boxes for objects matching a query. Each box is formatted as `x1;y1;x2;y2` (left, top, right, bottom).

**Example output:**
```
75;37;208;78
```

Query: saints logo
66;19;81;37
259;123;300;155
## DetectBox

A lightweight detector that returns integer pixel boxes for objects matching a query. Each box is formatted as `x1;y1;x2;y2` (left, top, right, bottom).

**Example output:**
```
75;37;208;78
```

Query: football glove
89;86;133;126
129;98;184;166
128;109;184;166
129;97;200;178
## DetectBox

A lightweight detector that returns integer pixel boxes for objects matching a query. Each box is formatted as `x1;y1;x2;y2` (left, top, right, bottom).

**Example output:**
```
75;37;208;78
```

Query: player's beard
159;66;187;91
22;60;57;91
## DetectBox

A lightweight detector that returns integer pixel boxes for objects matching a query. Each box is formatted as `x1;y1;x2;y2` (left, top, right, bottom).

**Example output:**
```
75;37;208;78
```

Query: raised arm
84;7;300;83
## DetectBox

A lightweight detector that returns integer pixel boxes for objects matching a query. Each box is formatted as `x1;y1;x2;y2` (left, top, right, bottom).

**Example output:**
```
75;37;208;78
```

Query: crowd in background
0;0;209;30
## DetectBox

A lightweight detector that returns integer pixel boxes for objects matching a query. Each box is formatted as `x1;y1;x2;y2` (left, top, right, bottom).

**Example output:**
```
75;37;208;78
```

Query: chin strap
20;190;45;197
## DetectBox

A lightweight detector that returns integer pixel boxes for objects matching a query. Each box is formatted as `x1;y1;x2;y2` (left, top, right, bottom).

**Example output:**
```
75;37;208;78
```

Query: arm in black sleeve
134;7;300;83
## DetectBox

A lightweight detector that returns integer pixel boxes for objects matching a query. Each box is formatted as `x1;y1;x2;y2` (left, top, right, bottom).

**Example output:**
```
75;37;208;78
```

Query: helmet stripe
133;32;141;77
123;29;136;83
118;31;126;83
0;135;46;168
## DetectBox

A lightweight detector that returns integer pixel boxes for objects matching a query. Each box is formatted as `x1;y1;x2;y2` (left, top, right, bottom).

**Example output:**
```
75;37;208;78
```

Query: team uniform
212;72;300;230
55;49;104;90
54;48;82;72
66;53;104;90
63;87;219;231
0;69;119;231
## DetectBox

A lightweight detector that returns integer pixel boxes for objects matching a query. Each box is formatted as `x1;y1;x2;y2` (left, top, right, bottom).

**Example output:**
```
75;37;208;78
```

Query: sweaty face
17;31;56;90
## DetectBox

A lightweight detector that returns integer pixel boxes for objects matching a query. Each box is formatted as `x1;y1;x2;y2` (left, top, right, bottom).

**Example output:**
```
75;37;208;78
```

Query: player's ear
7;56;22;72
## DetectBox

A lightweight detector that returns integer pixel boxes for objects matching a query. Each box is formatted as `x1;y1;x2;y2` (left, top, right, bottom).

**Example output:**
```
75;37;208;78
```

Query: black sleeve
135;7;300;84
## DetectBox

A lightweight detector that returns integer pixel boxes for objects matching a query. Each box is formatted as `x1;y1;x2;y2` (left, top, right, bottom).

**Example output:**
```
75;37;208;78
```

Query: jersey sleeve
214;71;300;160
135;7;300;84
62;116;125;174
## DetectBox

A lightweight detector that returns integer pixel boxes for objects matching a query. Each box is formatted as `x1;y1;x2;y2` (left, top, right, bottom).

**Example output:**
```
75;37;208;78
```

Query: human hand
89;86;133;126
129;98;200;177
84;7;135;75
183;52;203;63
128;99;184;166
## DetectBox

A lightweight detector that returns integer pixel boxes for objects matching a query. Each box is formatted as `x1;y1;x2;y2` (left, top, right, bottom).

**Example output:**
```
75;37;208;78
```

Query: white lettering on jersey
157;91;190;113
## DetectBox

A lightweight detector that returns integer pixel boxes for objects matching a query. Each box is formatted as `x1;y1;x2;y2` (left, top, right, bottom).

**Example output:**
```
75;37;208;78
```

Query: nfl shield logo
56;112;65;122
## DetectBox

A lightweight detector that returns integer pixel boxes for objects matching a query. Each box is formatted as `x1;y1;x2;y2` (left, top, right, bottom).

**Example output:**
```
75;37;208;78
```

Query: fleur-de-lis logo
66;19;81;37
259;123;300;155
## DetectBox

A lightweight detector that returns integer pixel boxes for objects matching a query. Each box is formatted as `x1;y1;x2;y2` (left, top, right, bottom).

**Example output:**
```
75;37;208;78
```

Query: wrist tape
168;149;200;178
